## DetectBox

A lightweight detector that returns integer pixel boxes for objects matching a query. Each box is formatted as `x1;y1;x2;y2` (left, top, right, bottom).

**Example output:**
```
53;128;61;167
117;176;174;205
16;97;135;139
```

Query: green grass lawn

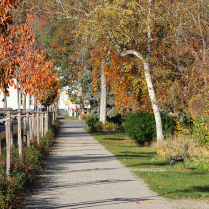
67;116;79;120
89;130;209;201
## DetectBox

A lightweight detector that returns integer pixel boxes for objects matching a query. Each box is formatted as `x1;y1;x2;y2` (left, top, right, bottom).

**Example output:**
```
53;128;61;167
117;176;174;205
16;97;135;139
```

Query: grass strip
89;130;209;201
67;116;79;120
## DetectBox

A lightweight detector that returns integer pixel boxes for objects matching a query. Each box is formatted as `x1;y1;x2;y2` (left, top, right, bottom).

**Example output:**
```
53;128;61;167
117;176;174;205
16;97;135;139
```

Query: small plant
103;122;119;132
103;122;114;131
93;121;103;131
84;116;99;128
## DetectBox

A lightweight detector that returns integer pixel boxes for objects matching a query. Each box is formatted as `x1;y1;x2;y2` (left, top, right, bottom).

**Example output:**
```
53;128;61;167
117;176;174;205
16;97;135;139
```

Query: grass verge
67;116;79;120
88;129;209;201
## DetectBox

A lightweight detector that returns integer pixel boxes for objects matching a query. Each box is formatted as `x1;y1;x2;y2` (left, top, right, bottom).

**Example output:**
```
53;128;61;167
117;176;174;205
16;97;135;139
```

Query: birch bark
99;59;107;124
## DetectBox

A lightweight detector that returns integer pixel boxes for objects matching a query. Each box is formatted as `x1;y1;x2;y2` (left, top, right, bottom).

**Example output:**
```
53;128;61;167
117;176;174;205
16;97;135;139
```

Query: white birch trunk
28;93;30;112
99;59;107;124
16;75;20;111
4;92;7;108
143;61;164;145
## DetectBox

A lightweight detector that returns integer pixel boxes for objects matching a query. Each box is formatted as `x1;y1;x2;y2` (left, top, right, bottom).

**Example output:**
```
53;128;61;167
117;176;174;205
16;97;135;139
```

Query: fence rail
0;108;57;178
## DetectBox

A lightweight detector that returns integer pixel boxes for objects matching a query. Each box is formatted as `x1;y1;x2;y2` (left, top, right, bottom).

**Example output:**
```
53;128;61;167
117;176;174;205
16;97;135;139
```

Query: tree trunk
28;93;30;111
34;93;37;111
23;93;26;111
4;92;7;108
81;103;85;114
99;59;107;124
143;60;164;145
16;75;20;111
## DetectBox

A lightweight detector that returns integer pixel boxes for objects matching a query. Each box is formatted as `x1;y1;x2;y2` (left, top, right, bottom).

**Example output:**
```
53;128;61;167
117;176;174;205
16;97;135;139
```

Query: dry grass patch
152;135;209;169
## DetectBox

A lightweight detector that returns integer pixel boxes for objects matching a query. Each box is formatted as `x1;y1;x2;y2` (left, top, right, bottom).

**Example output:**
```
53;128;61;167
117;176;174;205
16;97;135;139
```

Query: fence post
41;113;44;137
10;117;13;146
6;111;11;178
34;112;37;136
18;113;22;158
31;113;34;143
26;113;30;147
45;112;48;135
23;117;26;145
53;110;55;123
37;112;40;143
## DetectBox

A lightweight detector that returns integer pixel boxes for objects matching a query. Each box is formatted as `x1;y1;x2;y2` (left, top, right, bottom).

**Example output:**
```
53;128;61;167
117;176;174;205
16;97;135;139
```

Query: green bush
192;116;209;144
124;112;176;144
84;116;99;128
103;122;119;131
103;122;115;131
93;121;104;131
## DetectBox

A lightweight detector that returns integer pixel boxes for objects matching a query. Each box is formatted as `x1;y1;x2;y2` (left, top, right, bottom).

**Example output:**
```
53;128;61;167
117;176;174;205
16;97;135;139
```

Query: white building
0;85;35;110
57;87;78;117
0;83;78;116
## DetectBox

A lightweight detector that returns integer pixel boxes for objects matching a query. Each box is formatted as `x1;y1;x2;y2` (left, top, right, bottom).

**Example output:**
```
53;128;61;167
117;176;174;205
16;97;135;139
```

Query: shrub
124;111;176;144
52;117;60;135
89;120;120;132
84;116;99;128
92;121;103;131
192;116;209;144
103;122;114;131
103;122;119;132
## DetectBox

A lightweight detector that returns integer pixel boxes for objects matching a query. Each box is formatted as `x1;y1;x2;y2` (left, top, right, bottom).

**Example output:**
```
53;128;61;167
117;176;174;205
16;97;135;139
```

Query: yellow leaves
174;118;190;136
157;149;166;157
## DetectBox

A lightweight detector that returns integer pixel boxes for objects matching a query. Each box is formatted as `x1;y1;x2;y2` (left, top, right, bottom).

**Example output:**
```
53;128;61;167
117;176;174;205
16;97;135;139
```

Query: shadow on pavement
24;196;157;209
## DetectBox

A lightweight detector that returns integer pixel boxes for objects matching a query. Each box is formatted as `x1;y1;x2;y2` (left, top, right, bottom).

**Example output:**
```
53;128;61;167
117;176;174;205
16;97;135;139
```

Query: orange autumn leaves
0;12;59;105
90;40;151;112
0;0;18;33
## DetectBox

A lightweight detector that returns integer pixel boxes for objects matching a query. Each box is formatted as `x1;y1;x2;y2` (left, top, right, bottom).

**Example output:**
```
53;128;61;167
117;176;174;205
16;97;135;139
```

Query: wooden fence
0;108;57;178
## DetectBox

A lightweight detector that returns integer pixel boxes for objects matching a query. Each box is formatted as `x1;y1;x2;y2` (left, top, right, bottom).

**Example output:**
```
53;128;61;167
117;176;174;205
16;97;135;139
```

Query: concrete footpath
22;118;209;209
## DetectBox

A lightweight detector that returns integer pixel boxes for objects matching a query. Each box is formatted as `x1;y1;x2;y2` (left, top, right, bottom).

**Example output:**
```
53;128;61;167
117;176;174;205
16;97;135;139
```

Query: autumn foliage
0;8;59;107
0;0;18;33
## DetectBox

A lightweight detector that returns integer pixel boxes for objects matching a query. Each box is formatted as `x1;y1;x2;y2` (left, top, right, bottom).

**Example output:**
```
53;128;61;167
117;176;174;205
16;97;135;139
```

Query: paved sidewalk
22;118;208;209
